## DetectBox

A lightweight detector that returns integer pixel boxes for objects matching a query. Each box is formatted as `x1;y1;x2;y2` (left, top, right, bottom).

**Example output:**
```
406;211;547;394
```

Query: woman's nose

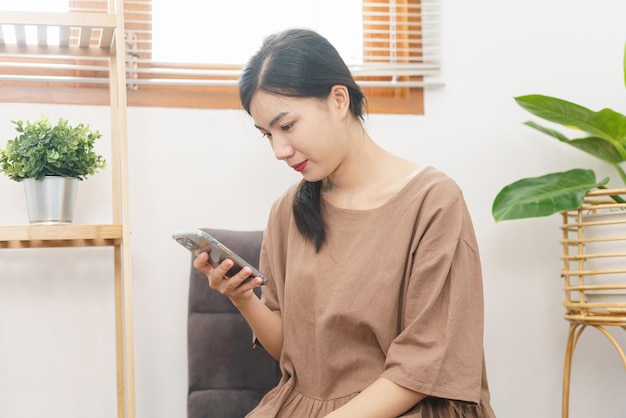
271;135;294;160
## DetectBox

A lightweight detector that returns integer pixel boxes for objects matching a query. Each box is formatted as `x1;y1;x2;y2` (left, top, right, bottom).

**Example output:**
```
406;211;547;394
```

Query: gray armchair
187;229;281;418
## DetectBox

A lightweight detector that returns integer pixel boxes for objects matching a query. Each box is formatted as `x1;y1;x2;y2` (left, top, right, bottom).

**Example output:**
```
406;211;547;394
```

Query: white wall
1;0;625;417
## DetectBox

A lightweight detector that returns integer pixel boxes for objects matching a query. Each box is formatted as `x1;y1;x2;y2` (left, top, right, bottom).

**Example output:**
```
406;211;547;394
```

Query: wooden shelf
0;3;136;417
0;11;117;55
0;11;116;28
0;224;123;248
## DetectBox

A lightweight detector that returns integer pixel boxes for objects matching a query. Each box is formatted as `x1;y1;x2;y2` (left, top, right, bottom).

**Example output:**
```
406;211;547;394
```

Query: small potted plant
0;115;106;224
492;43;626;309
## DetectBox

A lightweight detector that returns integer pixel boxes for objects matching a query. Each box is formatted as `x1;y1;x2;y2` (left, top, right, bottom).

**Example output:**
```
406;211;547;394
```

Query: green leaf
515;95;626;159
492;169;609;222
524;120;625;163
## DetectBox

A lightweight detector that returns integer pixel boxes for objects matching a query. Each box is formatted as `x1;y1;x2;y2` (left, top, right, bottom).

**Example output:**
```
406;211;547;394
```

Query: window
0;0;442;114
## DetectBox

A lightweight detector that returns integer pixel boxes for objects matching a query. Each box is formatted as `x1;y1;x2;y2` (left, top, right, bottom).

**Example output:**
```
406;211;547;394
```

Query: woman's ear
328;85;351;118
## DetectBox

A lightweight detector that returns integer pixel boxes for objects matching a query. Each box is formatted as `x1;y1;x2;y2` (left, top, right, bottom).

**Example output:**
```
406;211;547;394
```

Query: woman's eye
281;122;294;132
261;132;272;140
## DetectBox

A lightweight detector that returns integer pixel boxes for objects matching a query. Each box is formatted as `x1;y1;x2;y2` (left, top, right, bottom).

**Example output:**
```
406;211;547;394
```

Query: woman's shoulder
414;165;458;184
406;166;464;199
395;166;471;224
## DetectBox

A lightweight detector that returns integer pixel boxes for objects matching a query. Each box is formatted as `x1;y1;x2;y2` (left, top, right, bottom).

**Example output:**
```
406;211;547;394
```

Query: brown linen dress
246;166;496;417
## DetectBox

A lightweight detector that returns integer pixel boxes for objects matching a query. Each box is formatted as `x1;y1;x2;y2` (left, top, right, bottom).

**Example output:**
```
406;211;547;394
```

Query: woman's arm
324;378;425;418
232;290;283;360
194;252;284;360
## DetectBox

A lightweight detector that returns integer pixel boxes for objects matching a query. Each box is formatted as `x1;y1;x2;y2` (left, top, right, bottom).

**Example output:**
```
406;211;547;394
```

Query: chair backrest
187;228;281;418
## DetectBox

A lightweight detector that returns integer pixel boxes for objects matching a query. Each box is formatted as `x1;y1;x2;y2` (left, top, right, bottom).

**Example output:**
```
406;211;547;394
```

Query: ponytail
293;180;325;252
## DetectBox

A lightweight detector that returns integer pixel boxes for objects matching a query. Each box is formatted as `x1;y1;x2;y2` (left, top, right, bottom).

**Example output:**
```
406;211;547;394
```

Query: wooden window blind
0;0;441;114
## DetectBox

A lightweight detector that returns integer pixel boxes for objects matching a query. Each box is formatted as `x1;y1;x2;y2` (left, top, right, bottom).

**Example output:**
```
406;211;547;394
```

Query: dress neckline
322;166;431;214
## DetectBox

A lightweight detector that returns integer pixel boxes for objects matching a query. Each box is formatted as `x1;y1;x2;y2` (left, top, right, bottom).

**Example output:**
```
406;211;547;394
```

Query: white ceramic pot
22;176;78;225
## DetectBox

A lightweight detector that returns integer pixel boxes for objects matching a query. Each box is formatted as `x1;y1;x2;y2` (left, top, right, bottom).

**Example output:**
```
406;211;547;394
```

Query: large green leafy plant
0;116;106;181
492;43;626;222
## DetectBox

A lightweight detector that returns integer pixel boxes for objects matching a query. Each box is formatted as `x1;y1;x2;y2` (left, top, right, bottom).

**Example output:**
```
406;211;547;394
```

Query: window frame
0;0;428;115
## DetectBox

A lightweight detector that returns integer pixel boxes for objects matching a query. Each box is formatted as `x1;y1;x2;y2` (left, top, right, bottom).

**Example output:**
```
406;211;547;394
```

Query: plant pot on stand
22;176;79;225
562;189;626;311
560;188;626;418
491;43;626;418
0;116;105;225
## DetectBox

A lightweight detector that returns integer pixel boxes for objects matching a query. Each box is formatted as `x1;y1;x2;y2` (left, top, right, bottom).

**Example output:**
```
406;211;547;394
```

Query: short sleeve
381;185;485;404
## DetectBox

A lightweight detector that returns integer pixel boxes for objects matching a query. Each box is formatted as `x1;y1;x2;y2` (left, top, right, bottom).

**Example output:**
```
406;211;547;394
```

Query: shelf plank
0;224;123;248
0;11;116;29
0;11;117;55
0;43;114;58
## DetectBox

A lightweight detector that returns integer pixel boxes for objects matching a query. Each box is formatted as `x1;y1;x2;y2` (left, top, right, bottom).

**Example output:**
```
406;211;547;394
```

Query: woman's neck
322;132;421;210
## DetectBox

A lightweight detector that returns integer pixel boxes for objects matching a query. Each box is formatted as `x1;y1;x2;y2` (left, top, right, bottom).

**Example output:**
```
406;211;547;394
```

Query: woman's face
249;90;350;182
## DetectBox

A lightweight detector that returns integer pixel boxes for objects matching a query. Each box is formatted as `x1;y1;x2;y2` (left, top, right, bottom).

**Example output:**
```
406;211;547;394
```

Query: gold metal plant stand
560;188;626;418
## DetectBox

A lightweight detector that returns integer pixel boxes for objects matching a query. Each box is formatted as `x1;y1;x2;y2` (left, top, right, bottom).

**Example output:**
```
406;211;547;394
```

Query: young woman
194;28;496;418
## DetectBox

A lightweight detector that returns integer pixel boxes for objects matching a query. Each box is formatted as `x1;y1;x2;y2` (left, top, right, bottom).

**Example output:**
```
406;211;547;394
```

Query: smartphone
172;229;268;285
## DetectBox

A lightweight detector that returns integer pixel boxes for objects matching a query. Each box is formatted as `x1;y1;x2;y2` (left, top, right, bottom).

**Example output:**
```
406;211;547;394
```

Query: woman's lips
292;161;307;172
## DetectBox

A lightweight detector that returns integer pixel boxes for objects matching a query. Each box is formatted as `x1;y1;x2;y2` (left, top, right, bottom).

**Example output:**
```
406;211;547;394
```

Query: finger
193;250;216;273
202;259;230;291
220;265;250;290
225;266;265;291
213;258;235;280
240;276;264;289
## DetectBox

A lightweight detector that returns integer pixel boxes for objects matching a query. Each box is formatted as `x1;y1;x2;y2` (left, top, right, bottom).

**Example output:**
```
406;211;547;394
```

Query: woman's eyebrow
254;111;289;130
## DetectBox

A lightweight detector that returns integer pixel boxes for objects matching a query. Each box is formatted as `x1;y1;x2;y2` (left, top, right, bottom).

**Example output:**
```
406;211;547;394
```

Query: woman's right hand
193;250;264;304
194;249;284;360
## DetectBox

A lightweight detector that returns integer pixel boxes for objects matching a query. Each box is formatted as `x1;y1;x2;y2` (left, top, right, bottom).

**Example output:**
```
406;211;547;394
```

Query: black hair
239;28;367;251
